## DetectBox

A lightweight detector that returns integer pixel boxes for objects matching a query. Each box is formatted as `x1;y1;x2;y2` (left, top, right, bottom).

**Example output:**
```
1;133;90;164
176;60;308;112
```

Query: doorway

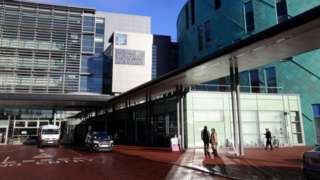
0;128;7;144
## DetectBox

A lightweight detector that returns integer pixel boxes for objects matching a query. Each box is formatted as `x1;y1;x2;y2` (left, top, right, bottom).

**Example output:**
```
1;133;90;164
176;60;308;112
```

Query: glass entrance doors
0;128;7;144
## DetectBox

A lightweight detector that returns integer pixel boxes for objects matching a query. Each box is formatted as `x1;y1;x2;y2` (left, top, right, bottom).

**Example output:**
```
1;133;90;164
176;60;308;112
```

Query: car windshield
42;129;59;135
92;132;110;140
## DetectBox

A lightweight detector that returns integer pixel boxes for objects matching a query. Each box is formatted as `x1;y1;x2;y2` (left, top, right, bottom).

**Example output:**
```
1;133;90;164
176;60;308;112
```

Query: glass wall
0;1;91;93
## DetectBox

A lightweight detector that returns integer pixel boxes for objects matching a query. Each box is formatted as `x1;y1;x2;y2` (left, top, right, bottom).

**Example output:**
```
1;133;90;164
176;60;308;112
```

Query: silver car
303;145;320;180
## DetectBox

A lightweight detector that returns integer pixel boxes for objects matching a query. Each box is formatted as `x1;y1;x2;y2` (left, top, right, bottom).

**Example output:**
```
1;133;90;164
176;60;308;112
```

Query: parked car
303;145;320;180
38;125;60;148
85;131;113;152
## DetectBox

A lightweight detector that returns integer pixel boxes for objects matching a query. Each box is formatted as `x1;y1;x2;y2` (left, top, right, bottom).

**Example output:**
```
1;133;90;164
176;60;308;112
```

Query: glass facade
152;45;158;79
0;0;95;94
197;25;204;51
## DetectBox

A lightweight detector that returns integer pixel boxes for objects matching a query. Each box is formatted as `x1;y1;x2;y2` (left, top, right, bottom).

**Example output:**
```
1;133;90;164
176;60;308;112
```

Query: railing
190;84;282;93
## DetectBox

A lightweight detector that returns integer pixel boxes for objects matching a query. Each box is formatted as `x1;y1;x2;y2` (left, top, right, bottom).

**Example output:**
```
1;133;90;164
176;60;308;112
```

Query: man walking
265;128;273;151
201;126;210;157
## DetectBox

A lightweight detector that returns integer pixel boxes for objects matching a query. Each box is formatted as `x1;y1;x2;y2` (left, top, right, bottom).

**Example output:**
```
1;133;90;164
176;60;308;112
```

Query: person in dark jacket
265;128;273;151
201;126;210;156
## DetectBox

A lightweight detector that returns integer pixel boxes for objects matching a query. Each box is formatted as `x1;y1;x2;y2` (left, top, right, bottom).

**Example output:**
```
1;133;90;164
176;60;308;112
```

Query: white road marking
33;153;53;159
1;156;10;164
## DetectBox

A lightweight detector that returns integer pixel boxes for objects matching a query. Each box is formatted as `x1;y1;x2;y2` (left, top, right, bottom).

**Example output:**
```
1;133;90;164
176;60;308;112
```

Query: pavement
112;145;313;180
0;145;312;180
0;145;226;180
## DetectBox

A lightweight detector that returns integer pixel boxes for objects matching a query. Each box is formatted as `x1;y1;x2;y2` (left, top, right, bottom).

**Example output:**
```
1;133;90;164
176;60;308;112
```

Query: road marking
33;153;53;159
1;156;10;164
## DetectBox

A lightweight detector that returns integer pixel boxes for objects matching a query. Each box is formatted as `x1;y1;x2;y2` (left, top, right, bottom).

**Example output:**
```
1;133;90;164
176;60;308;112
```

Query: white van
38;125;60;148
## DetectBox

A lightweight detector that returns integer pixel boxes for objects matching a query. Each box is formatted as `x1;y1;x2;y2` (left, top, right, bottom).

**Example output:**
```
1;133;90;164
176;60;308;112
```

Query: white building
108;32;153;94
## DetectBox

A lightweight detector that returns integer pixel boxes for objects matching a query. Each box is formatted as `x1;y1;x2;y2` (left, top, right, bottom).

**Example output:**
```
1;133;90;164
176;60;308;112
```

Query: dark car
85;131;114;152
303;145;320;180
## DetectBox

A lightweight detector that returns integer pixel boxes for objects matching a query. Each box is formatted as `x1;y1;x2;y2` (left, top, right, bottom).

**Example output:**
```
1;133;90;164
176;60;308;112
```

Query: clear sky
36;0;187;40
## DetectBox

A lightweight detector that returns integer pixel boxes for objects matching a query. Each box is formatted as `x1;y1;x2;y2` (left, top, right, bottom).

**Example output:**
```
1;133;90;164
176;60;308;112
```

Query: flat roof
0;93;113;110
108;5;320;103
13;0;95;13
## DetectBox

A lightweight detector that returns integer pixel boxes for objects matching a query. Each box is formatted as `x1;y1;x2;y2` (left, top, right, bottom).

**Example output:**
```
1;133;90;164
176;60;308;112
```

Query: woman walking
210;128;218;157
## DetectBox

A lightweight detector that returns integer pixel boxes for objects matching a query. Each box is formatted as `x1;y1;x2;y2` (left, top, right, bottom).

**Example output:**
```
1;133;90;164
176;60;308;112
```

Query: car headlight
93;140;99;144
110;140;114;144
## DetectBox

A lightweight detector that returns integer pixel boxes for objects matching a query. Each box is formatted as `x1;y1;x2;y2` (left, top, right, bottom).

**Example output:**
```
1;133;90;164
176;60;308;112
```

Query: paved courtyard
0;145;226;180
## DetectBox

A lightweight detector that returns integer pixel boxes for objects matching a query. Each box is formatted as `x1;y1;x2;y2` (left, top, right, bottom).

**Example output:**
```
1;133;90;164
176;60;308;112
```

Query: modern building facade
186;90;304;148
0;0;177;144
177;0;320;145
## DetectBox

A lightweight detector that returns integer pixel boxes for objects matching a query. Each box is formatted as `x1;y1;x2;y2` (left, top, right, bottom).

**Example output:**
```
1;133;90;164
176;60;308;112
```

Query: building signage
115;49;145;66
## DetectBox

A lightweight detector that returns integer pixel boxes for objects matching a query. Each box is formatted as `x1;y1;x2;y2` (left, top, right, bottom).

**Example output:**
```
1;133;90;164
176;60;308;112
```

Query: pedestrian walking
201;126;210;157
210;128;218;157
264;128;273;151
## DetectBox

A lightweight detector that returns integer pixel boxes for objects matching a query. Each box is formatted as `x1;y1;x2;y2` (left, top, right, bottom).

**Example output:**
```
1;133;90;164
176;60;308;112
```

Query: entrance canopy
0;93;112;110
109;5;320;105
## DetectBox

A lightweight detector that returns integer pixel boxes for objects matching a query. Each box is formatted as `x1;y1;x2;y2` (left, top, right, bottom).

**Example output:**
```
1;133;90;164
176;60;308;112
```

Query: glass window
276;0;288;23
197;25;204;51
39;121;49;127
82;35;94;52
240;71;251;92
80;76;88;92
245;1;255;32
265;67;277;93
152;45;158;79
81;55;91;73
190;0;195;25
95;17;105;35
204;20;212;48
27;121;37;127
214;0;221;9
15;121;25;127
83;16;95;32
313;104;320;118
115;33;127;45
185;3;189;29
250;70;260;93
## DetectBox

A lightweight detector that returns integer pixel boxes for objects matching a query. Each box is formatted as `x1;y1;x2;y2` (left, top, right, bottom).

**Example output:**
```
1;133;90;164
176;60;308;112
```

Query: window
265;67;277;93
152;45;158;79
95;18;105;53
276;0;288;23
82;35;94;52
83;15;95;32
244;1;255;32
27;121;38;127
185;3;189;29
204;20;212;48
115;33;127;45
250;70;260;93
81;56;91;73
214;0;221;9
15;121;25;128
197;25;204;51
80;76;88;92
190;0;195;25
39;121;49;127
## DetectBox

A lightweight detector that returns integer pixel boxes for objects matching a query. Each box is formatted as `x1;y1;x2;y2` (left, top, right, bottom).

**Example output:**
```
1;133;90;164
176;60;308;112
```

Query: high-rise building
176;0;320;145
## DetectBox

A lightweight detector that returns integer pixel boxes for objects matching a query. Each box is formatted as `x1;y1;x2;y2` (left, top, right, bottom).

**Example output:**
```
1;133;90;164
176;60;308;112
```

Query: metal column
229;57;244;156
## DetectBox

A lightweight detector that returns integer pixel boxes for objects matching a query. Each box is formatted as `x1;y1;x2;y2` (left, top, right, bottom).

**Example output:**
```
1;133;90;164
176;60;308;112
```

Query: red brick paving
0;145;224;180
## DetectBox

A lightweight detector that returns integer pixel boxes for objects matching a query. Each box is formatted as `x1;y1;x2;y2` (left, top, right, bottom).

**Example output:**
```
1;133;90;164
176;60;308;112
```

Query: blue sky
36;0;187;40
